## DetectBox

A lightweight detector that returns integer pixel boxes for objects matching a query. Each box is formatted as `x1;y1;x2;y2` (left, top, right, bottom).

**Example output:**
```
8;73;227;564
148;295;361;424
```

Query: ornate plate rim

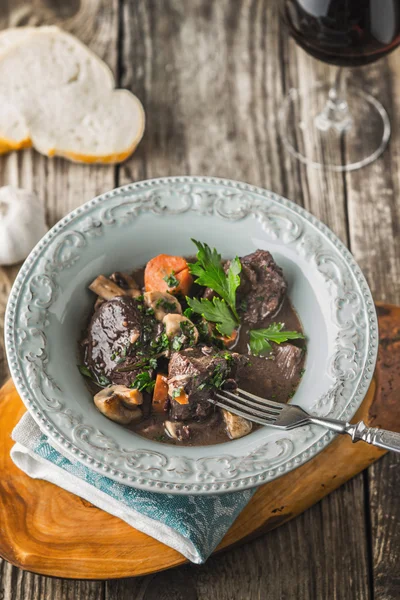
5;176;378;494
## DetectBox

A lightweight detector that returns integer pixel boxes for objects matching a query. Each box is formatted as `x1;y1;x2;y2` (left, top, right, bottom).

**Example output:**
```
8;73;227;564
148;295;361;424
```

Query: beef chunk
274;343;303;381
237;250;287;324
202;250;286;324
84;296;160;386
167;346;247;421
238;343;304;401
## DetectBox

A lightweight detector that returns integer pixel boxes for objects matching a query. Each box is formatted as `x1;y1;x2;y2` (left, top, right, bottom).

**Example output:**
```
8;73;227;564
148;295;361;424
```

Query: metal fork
212;387;400;453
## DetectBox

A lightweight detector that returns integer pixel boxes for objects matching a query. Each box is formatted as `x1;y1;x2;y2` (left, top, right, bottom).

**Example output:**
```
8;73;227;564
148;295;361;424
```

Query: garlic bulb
0;186;48;265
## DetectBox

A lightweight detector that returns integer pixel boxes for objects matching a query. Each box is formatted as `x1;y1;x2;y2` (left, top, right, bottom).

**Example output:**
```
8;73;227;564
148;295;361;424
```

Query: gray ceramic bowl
5;177;378;494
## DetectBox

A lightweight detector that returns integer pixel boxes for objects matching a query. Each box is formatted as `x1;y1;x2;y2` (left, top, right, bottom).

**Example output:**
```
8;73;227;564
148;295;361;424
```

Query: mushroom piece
164;420;191;441
109;271;139;290
143;291;182;321
162;314;199;344
94;385;143;425
89;274;141;301
109;271;141;298
221;409;252;440
89;275;126;300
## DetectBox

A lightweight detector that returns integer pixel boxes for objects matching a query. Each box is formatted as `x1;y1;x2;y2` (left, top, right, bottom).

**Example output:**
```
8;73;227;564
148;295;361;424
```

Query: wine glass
279;0;400;171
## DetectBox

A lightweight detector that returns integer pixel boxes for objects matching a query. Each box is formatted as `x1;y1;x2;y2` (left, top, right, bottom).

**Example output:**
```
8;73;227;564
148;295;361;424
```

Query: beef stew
79;242;306;445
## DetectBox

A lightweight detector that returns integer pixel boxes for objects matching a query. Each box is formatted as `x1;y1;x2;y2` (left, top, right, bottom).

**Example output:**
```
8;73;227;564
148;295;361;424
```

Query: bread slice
0;25;58;54
0;27;144;163
0;26;59;153
0;105;30;154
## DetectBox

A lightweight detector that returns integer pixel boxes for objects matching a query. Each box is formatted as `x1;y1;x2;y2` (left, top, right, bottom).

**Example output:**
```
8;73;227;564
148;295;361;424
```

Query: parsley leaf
156;298;178;312
97;373;111;387
172;387;183;398
188;240;241;319
249;323;305;356
163;271;179;288
186;296;237;336
78;365;93;378
131;371;155;392
226;256;241;319
186;240;241;333
78;365;110;388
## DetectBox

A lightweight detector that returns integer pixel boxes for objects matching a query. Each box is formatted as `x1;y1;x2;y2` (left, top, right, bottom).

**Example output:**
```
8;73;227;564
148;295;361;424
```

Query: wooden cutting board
0;302;399;580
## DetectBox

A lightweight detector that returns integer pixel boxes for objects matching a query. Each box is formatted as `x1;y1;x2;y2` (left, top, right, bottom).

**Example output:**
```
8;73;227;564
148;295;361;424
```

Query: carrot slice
173;389;189;405
152;374;168;412
216;329;238;348
144;254;193;296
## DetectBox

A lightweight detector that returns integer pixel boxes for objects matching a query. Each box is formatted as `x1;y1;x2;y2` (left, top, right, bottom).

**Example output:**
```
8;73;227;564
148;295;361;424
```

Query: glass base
279;85;390;172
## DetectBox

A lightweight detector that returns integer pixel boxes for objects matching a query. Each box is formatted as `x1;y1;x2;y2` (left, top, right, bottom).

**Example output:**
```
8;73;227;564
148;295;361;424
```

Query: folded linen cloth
11;412;255;564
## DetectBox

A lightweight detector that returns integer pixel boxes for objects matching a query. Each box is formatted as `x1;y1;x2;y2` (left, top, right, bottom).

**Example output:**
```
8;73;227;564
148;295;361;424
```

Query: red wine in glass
279;0;400;171
281;0;400;67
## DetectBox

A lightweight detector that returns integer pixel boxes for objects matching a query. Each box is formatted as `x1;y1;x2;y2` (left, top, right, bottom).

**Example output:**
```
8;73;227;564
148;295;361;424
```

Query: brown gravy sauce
83;266;306;446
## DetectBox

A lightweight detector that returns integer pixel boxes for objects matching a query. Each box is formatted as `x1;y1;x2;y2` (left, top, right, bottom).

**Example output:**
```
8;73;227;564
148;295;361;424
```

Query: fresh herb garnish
183;306;194;319
131;371;155;392
209;365;226;389
171;335;185;351
249;323;305;356
223;351;233;363
78;365;93;378
170;321;196;352
186;240;241;336
238;299;248;312
116;352;164;373
187;240;241;317
97;373;111;387
150;332;170;354
78;365;110;388
186;296;238;336
156;298;178;313
197;353;232;391
180;319;196;343
163;271;180;288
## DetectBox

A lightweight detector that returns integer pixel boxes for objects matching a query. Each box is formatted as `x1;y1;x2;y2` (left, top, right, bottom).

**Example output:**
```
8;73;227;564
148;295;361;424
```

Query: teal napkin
11;412;255;563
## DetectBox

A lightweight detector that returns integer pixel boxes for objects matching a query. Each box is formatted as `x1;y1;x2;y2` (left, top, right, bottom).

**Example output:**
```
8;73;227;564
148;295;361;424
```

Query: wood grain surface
0;0;399;598
0;369;388;579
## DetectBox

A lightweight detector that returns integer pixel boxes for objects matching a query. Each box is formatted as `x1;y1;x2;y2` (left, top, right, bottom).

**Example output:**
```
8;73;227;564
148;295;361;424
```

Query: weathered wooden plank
110;1;371;598
104;478;369;600
0;0;119;598
345;49;400;600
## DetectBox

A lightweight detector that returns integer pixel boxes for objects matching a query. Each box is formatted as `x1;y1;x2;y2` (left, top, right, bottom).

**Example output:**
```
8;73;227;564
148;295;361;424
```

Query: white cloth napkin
11;412;255;564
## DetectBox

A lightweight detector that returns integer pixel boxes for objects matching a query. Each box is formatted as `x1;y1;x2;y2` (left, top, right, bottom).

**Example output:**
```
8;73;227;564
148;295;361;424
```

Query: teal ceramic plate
5;177;378;494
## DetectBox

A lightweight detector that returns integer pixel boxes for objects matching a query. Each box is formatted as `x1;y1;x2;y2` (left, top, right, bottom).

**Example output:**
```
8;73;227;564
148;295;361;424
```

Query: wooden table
0;1;399;599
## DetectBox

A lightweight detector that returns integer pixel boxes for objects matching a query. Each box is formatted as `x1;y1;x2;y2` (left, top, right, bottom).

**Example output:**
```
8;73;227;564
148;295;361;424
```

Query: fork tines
213;387;283;426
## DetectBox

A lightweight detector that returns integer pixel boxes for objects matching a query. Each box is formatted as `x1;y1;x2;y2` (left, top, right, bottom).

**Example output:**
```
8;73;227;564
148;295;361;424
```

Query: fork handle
344;421;400;453
309;417;400;453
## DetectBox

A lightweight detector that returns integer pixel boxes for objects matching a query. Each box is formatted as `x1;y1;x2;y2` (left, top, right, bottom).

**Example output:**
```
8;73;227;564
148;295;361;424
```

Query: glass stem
315;68;353;133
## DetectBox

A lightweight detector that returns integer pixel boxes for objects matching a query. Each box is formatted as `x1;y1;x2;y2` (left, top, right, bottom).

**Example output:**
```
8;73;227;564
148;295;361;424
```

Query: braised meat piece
274;344;304;381
237;250;287;324
203;250;286;324
238;343;304;401
84;296;161;387
167;346;247;421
